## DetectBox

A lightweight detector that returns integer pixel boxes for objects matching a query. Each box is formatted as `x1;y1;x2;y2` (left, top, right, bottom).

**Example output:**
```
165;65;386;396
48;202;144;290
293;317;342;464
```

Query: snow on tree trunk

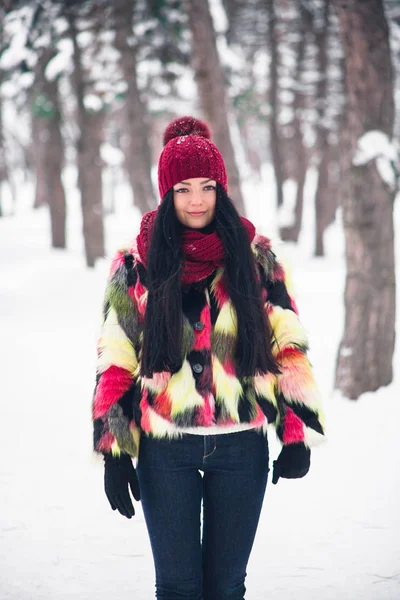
184;0;246;216
335;0;396;399
113;0;156;212
268;0;284;208
67;10;105;268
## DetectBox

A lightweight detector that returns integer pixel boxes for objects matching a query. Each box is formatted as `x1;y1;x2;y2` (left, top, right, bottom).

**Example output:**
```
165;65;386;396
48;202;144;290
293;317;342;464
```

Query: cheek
208;194;216;213
173;194;186;213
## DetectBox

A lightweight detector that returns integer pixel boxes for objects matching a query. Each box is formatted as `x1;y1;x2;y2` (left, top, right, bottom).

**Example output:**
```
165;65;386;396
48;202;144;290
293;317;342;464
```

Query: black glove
104;453;141;518
272;442;311;485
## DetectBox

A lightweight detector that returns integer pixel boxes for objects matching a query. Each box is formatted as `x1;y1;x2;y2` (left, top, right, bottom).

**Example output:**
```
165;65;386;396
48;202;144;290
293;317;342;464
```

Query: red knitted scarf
136;210;256;285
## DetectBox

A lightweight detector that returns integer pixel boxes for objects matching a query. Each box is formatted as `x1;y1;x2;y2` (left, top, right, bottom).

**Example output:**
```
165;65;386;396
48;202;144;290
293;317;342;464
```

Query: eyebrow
176;179;213;185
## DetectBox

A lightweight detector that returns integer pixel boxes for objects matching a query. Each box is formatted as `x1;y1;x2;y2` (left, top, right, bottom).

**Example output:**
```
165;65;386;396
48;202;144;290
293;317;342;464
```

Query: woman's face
173;177;216;229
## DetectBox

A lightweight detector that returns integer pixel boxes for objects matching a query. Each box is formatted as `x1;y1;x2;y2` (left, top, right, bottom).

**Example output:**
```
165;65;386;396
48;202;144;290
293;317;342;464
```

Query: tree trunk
79;109;105;262
0;9;3;217
31;50;67;247
280;2;310;242
238;119;262;180
67;10;105;268
315;143;337;256
113;0;156;211
335;0;396;399
314;0;336;256
31;104;48;209
0;54;6;218
184;0;246;215
36;49;67;247
267;0;284;208
45;73;67;249
31;50;51;209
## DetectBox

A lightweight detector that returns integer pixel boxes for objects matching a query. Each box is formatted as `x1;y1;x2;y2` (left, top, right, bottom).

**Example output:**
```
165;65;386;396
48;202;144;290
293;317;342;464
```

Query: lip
188;211;206;216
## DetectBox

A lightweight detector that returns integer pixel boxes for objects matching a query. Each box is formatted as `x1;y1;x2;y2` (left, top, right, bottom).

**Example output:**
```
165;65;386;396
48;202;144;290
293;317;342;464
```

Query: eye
203;185;216;191
174;187;188;193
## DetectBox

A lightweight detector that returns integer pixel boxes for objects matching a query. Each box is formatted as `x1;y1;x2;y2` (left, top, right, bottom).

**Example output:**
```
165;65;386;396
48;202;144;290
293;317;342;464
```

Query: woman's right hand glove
103;453;141;518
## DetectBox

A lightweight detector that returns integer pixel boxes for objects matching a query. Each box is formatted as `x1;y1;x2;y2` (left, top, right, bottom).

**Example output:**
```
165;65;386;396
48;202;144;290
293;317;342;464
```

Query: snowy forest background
1;1;399;599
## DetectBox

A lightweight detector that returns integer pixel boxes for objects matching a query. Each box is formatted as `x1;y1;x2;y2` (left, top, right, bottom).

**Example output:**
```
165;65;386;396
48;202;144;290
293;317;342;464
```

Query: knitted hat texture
157;116;228;200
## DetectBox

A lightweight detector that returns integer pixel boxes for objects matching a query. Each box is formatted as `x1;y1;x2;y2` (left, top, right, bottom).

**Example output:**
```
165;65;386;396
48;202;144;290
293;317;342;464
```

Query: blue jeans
136;429;269;600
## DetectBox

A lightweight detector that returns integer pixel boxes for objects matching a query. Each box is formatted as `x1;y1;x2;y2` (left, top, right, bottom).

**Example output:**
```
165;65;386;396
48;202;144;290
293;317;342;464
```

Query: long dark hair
140;184;280;378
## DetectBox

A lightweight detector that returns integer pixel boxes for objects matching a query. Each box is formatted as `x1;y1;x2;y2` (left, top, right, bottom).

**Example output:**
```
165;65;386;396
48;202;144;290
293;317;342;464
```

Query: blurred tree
0;11;6;218
31;93;48;208
1;4;34;215
0;100;4;218
335;0;396;399
141;0;190;73
314;0;336;257
315;3;345;257
64;0;105;267
183;0;246;215
265;0;344;249
385;0;400;139
1;1;67;243
267;0;285;208
221;0;269;181
31;45;50;210
280;1;313;242
113;0;156;213
32;47;66;247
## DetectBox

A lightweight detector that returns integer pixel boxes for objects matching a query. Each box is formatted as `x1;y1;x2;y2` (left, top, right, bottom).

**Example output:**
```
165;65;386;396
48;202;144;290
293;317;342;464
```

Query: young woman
92;116;325;600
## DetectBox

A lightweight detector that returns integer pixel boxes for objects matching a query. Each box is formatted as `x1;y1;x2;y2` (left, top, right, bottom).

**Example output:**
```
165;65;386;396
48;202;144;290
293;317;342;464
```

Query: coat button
192;363;203;374
193;321;204;331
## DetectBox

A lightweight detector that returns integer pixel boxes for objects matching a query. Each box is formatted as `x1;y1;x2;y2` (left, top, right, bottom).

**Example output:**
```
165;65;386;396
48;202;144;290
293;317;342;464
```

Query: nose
190;189;203;206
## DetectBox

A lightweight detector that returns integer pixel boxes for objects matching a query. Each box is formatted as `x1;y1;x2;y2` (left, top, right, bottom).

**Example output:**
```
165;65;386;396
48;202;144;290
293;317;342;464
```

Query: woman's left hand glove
272;442;311;484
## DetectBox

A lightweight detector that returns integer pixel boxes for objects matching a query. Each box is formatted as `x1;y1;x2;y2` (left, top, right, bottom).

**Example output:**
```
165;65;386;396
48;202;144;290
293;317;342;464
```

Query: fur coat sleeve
92;249;142;458
253;235;325;448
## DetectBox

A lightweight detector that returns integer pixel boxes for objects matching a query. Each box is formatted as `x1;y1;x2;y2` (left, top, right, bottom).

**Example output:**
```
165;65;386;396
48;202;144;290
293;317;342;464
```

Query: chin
186;217;211;228
188;221;208;229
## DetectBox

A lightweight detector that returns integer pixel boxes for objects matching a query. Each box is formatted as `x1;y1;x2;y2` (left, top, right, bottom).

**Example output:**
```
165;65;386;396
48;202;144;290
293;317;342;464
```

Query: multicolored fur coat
92;234;325;458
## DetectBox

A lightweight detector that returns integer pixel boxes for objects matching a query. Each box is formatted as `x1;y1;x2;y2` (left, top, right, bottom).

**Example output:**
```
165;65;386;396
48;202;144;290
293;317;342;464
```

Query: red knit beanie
157;116;228;200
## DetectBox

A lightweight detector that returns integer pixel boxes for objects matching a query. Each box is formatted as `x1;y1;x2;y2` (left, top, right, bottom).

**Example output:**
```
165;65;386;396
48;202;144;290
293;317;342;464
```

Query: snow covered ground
0;175;399;600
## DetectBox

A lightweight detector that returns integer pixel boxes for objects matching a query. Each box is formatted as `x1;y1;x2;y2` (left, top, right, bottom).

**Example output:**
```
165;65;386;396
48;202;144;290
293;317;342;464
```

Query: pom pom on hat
158;115;228;200
163;116;211;145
